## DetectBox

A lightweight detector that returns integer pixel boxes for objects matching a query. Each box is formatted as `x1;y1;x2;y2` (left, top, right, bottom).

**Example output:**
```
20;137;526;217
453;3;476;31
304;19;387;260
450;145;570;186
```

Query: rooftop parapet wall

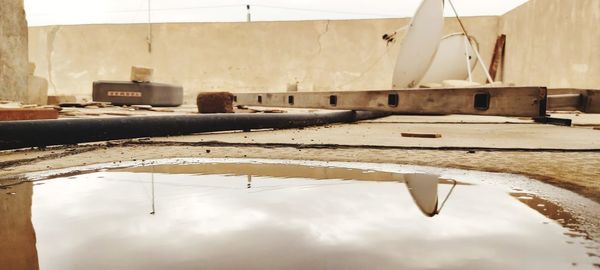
0;0;28;101
499;0;600;89
28;17;498;102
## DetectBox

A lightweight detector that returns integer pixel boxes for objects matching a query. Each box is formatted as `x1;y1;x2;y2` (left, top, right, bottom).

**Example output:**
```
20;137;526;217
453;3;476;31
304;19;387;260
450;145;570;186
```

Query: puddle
1;159;599;269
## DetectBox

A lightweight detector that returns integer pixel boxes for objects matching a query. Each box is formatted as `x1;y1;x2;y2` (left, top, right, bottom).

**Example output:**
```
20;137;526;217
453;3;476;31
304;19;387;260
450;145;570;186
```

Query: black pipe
0;111;389;150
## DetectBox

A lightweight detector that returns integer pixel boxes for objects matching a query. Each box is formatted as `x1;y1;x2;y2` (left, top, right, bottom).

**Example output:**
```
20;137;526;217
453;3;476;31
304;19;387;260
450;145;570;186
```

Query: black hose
0;111;389;150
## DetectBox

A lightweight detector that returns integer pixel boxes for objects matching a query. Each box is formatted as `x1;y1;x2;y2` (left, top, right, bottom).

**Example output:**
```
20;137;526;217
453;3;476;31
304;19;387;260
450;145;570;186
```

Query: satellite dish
392;0;445;89
420;33;478;85
405;174;457;217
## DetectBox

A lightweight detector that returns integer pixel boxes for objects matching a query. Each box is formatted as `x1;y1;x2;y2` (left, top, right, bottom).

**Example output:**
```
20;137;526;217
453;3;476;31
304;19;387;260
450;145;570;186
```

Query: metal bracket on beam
533;116;573;127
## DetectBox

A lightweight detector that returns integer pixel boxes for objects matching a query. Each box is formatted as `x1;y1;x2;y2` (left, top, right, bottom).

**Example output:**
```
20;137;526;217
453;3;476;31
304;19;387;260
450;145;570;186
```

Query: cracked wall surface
28;17;499;102
0;0;28;101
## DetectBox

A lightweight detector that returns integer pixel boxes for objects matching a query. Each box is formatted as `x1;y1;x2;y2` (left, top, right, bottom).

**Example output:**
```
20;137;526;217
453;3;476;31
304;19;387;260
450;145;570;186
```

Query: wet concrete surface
1;160;599;269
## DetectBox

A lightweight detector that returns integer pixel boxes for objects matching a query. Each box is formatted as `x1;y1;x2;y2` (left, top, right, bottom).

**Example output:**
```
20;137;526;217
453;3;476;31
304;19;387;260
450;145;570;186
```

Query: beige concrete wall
499;0;600;88
28;17;498;102
0;0;28;101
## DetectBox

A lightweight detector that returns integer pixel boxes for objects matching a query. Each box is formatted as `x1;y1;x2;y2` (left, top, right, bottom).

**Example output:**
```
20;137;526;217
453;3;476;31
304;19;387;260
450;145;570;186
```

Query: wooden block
47;95;76;105
401;132;442;138
0;108;59;121
130;66;153;83
197;92;234;113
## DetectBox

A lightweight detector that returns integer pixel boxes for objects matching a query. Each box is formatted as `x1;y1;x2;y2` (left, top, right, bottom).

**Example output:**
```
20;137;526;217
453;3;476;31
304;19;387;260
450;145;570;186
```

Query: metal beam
546;89;600;113
547;94;582;111
234;87;547;117
583;90;600;113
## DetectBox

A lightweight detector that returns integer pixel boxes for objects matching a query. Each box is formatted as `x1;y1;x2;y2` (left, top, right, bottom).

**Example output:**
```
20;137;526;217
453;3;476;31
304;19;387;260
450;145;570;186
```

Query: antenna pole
246;5;252;22
147;0;152;53
448;0;493;83
464;35;473;82
150;165;156;215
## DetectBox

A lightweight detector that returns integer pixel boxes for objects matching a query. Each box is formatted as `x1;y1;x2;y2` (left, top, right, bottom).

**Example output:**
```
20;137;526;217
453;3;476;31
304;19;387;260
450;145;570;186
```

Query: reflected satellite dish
405;174;440;217
392;0;445;89
420;33;478;85
405;174;457;217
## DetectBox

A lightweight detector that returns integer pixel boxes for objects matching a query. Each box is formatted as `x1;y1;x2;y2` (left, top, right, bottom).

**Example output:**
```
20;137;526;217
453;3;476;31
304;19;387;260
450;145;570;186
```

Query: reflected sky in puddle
1;162;599;269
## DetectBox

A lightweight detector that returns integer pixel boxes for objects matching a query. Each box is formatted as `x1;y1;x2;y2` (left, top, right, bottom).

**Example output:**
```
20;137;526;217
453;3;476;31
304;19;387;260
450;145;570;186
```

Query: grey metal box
92;81;183;106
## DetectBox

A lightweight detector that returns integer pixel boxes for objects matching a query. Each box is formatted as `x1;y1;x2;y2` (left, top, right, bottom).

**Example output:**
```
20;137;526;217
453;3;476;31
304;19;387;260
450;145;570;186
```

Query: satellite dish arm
435;179;457;215
382;25;409;45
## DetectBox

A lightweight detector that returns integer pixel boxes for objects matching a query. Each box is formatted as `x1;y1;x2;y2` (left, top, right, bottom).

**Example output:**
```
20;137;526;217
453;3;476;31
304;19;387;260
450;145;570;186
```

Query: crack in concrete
315;20;330;56
46;26;60;95
297;20;332;88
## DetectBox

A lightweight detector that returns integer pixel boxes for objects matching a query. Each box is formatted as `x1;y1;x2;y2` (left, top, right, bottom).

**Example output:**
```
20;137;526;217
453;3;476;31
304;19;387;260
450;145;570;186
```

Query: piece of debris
0;108;60;121
130;66;154;83
104;112;136;116
401;132;442;138
263;109;286;113
0;101;23;109
131;105;153;111
196;92;235;113
84;101;112;108
59;101;111;108
47;95;77;105
149;108;175;113
59;102;86;108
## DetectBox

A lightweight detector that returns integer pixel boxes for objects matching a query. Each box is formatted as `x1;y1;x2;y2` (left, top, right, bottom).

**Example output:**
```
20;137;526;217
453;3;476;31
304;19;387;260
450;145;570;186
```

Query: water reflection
1;162;598;270
130;163;462;218
0;182;39;270
405;174;457;217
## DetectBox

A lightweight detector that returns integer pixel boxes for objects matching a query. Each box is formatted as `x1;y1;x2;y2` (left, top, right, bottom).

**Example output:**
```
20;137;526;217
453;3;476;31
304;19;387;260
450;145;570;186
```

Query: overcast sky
25;0;529;26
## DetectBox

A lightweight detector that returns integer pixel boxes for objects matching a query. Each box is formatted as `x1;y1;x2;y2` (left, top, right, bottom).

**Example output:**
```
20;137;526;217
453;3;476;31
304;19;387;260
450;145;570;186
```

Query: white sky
25;0;529;26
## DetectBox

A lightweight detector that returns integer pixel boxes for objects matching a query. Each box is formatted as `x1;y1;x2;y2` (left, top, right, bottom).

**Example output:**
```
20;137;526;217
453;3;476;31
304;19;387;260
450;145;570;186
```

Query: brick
0;108;59;121
196;92;234;114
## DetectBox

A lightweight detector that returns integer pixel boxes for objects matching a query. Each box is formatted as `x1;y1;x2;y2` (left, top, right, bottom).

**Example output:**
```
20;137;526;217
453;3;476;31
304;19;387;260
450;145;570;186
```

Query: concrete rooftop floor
1;109;599;204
